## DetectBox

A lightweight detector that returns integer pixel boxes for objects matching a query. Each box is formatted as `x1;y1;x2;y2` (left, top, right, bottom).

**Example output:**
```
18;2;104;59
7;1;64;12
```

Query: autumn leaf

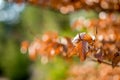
78;41;89;61
94;48;103;63
112;51;120;68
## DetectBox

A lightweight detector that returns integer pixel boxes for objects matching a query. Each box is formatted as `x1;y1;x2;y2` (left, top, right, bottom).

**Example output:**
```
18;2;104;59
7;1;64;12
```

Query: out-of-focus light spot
41;56;48;64
99;12;107;20
28;44;36;56
94;0;99;3
85;0;94;5
101;1;109;9
50;49;55;55
60;6;68;14
84;19;90;27
67;5;74;12
60;5;74;14
60;38;68;45
42;34;49;42
109;34;115;41
85;0;99;5
98;35;103;41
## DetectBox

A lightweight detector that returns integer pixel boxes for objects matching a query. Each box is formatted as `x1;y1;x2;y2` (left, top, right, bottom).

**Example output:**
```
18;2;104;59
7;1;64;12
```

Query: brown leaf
72;33;93;44
68;46;77;57
112;51;120;68
80;41;89;61
82;34;93;43
76;41;88;61
94;48;103;63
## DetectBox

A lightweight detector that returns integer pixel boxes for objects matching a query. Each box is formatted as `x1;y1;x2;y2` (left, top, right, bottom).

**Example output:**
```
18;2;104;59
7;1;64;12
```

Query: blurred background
0;0;120;80
0;1;74;80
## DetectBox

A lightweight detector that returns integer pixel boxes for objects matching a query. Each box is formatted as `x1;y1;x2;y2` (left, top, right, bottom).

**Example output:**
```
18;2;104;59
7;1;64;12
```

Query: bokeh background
0;1;74;80
0;0;120;80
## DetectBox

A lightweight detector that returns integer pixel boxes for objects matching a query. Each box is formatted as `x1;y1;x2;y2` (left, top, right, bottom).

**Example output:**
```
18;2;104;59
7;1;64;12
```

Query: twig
87;56;120;67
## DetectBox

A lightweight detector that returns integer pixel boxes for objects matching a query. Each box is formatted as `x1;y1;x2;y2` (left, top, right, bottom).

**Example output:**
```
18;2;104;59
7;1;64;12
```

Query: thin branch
87;56;120;67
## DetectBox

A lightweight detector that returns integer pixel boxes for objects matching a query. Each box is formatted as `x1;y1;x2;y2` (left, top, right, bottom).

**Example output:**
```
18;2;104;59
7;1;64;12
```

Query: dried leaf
112;51;120;68
94;48;103;63
72;41;89;61
79;41;89;61
82;33;93;43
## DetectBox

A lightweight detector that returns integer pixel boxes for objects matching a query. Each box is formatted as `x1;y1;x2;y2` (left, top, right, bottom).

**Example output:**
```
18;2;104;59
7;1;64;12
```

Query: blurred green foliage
1;39;30;80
